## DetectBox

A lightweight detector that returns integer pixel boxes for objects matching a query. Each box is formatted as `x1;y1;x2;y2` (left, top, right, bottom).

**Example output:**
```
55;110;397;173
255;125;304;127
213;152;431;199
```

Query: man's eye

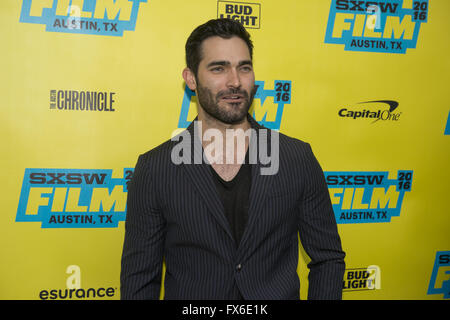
241;66;252;72
211;67;224;72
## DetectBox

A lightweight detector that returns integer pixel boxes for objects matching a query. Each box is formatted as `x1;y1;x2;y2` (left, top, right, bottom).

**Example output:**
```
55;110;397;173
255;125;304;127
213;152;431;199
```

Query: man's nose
226;69;241;88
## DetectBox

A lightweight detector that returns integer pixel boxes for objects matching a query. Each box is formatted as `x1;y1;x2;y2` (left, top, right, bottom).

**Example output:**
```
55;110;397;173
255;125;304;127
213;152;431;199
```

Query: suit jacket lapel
178;115;277;253
237;116;276;256
179;119;234;241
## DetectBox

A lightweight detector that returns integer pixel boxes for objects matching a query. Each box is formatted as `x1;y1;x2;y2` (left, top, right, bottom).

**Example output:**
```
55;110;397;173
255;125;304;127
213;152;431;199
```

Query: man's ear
182;67;197;91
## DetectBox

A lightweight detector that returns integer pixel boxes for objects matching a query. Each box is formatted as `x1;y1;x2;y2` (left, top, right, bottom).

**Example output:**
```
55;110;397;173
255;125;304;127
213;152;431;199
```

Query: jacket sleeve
297;143;346;300
120;154;166;299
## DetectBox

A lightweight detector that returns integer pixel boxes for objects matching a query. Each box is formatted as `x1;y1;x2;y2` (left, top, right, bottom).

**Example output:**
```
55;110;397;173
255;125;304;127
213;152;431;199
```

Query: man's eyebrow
206;60;253;68
206;60;230;68
238;60;253;67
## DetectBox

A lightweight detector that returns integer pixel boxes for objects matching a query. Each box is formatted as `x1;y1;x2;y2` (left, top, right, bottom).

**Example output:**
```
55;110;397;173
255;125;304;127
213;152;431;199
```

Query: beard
196;82;256;125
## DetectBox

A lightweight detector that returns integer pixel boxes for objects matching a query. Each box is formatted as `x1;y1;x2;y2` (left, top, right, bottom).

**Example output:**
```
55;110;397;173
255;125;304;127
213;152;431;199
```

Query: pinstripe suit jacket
120;115;345;300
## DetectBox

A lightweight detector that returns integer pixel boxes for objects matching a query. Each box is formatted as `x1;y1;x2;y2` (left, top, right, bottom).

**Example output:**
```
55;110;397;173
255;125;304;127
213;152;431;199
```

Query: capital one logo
20;0;147;36
178;80;292;130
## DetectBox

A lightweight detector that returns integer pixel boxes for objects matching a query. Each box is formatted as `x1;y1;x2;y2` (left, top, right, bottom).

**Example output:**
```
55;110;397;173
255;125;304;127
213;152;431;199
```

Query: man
121;18;345;300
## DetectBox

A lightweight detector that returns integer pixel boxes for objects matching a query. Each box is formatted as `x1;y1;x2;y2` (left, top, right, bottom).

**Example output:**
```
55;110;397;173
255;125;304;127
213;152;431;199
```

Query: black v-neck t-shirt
209;152;252;248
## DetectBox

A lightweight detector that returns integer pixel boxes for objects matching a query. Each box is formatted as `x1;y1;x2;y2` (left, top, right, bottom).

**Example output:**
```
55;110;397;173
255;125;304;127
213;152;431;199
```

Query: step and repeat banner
1;0;449;300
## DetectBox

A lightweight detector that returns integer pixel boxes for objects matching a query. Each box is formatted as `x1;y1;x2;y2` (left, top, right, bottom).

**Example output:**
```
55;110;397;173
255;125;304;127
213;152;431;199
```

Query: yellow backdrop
1;0;449;300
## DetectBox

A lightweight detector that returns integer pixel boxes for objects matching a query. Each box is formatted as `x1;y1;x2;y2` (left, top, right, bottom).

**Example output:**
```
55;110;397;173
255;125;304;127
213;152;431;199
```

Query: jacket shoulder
140;137;174;160
134;136;178;174
278;131;313;156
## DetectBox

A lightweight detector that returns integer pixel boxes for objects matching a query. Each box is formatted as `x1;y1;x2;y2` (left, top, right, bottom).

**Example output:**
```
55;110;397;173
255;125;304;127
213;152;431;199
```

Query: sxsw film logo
178;80;291;130
39;265;117;299
20;0;147;36
445;112;450;135
325;170;413;223
427;251;450;299
16;168;133;228
217;1;261;29
343;265;381;292
324;0;428;53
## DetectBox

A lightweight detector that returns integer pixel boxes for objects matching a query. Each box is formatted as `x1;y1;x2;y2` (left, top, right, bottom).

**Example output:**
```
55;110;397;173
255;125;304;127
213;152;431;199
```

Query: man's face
193;36;256;125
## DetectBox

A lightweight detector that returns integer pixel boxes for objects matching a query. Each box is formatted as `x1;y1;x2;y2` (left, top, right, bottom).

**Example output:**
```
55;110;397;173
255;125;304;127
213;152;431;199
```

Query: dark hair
185;18;254;77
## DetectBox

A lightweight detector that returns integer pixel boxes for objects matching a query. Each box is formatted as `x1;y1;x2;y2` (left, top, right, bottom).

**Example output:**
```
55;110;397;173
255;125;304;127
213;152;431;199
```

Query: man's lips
220;94;245;103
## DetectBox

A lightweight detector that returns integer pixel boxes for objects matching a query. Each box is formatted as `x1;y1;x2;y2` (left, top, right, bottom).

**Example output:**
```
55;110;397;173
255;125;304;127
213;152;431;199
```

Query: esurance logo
16;168;133;228
178;80;291;130
427;251;450;299
39;265;117;300
338;100;401;123
324;0;428;53
20;0;147;36
325;170;413;223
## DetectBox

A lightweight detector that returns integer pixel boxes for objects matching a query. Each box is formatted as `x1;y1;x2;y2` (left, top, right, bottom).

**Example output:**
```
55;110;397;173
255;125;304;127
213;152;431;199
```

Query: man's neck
197;108;251;167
